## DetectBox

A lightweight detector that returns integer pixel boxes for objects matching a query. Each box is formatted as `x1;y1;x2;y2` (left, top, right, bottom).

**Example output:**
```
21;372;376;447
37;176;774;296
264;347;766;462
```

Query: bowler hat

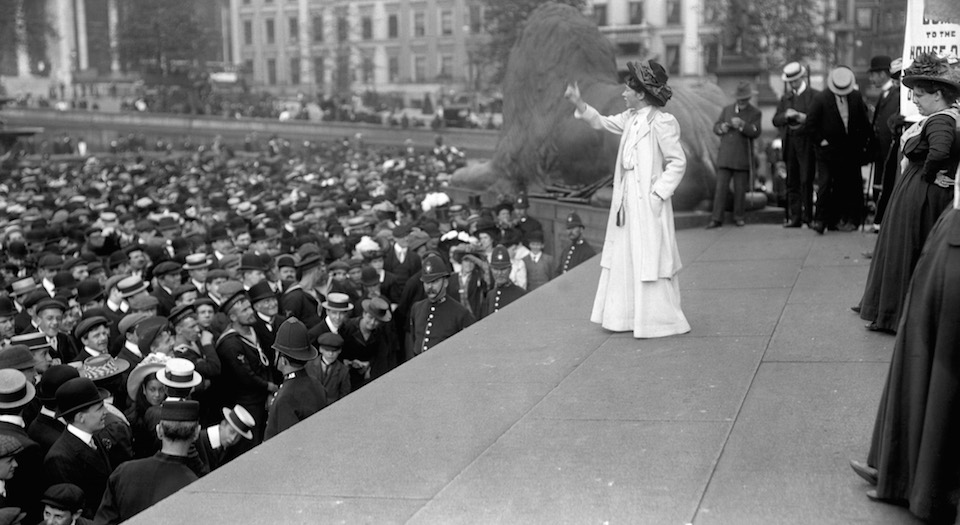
0;298;15;319
0;369;35;409
78;355;130;383
41;483;85;513
55;377;106;419
361;297;392;323
868;55;892;73
419;253;450;283
156;358;202;389
272;317;319;361
276;255;296;269
237;253;265;272
321;292;352;312
107;251;129;269
247;282;275;305
160;400;200;422
222;405;255;440
360;266;380;287
76;279;103;305
0;345;34;372
37;365;79;403
490;245;513;270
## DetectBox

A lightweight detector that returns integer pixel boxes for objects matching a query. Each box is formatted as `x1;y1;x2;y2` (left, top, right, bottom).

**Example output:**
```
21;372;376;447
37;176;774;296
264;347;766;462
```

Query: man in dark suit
248;282;281;383
95;400;200;524
384;224;422;285
805;66;874;233
0;369;43;522
214;282;277;449
556;212;596;275
43;377;114;519
279;252;327;339
306;333;351;405
867;55;901;226
195;404;255;473
150;261;182;317
707;82;763;228
264;318;326;440
27;365;79;458
773;61;820;228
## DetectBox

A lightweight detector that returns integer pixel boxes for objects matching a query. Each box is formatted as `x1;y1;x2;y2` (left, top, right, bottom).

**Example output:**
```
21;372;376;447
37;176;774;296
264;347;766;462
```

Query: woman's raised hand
564;82;581;105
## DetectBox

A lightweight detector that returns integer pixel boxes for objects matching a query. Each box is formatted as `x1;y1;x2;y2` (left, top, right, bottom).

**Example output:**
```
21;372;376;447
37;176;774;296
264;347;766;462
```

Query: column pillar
55;0;76;86
681;0;701;76
299;0;310;90
15;0;30;76
230;0;242;66
107;0;119;72
75;0;89;70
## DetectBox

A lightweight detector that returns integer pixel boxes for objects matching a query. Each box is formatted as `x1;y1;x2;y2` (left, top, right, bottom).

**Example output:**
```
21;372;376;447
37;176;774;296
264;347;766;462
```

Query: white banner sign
901;0;960;120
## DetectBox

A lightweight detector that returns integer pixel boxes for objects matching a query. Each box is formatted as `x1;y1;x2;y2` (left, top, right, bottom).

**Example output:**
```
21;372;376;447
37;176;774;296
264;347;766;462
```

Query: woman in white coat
565;60;691;338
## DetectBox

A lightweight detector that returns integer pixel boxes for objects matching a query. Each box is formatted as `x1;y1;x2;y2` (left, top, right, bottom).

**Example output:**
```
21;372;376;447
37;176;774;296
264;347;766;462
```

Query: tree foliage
118;0;217;75
480;0;587;86
707;0;831;69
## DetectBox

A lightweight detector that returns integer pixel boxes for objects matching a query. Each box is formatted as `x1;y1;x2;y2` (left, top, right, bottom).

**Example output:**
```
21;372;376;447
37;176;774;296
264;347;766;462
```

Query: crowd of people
0;131;596;523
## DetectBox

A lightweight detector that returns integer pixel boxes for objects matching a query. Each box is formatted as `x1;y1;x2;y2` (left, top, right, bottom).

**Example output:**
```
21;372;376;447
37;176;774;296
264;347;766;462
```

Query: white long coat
576;103;690;338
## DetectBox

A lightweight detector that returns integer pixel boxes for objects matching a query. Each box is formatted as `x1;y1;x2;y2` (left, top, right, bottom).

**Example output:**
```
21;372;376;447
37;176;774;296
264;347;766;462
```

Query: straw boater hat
182;253;212;271
156;358;202;390
0;369;35;409
78;355;131;382
827;66;856;96
222;405;256;440
782;62;806;82
321;292;353;312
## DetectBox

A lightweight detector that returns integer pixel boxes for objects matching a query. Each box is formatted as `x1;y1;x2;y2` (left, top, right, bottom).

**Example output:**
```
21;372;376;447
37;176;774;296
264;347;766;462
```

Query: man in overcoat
773;62;819;227
707;81;763;228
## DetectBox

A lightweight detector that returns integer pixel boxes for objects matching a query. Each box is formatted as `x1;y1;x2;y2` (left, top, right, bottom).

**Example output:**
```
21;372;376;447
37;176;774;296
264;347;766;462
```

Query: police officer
479;245;527;319
407;254;474;361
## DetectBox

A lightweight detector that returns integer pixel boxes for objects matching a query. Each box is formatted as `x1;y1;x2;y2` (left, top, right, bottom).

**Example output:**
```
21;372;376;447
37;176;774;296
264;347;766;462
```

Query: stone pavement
131;224;923;525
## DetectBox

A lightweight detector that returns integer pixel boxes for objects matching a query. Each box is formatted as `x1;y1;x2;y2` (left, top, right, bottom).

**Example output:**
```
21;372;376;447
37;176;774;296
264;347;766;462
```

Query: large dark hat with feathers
625;60;673;105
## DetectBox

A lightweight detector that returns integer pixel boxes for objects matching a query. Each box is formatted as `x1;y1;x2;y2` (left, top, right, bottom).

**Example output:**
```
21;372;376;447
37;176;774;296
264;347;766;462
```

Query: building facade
228;0;487;101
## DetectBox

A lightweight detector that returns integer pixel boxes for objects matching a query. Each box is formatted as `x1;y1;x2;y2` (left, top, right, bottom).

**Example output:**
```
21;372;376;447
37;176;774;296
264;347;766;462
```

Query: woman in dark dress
849;196;960;523
857;52;960;333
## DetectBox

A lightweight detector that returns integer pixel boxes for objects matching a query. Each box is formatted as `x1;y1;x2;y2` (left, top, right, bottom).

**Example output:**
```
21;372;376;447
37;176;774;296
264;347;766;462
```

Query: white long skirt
589;185;690;338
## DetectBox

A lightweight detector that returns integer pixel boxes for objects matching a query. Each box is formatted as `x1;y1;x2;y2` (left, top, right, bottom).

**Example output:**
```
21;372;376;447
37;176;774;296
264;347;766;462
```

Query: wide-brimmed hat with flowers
625;60;673;105
902;52;960;91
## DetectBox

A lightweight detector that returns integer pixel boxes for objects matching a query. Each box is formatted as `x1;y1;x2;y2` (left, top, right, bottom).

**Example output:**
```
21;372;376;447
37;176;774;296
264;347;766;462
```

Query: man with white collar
37;255;62;298
774;61;820;228
182;253;211;295
0;369;42;522
44;377;114;518
195;404;254;472
72;317;110;363
27;365;78;458
151;261;183;317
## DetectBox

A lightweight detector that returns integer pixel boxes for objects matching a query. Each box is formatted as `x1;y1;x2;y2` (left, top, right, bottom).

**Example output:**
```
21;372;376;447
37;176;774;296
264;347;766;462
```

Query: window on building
439;55;454;78
666;0;680;24
593;5;607;26
243;59;253;74
314;57;324;85
414;55;425;81
665;44;680;75
855;7;874;30
440;10;453;35
469;5;482;33
312;15;324;42
414;11;425;37
362;16;373;40
628;2;643;25
290;57;300;84
289;17;298;42
388;14;398;38
265;19;275;44
267;58;277;85
243;20;253;45
337;16;349;43
362;54;374;83
388;55;399;82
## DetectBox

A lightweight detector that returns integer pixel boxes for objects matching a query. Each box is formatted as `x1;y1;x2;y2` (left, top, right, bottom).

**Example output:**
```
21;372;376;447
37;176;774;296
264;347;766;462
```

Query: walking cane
862;161;875;232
